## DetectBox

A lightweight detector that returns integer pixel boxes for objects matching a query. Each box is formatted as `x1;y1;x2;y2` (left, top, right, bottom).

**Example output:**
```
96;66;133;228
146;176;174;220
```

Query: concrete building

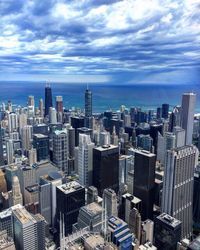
103;188;118;218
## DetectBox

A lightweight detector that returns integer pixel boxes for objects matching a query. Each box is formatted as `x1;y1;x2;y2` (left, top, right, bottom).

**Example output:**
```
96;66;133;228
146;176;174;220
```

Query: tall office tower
157;132;176;166
173;126;186;147
162;103;169;119
93;145;119;196
68;127;75;158
39;98;44;117
13;207;46;250
108;216;133;250
27;148;37;166
56;181;85;235
154;213;182;250
8;113;18;133
137;134;153;152
129;208;141;243
28;95;35;107
77;127;93;146
111;126;118;146
6;139;14;165
0;124;4;166
7;101;12;112
44;85;53;117
52;129;68;172
87;186;98;204
21;125;33;151
70;116;85;146
18;166;36;198
39;182;51;225
85;88;92;117
99;131;110;146
55;96;63;123
0;170;7;194
133;149;156;220
169;106;181;131
18;113;27;135
5;165;18;191
12;176;23;206
157;107;162;119
40;172;62;227
181;92;196;145
34;214;46;250
33;134;49;162
119;155;134;188
78;134;94;187
49;107;57;124
193;166;200;233
162;145;198;238
103;188;118;218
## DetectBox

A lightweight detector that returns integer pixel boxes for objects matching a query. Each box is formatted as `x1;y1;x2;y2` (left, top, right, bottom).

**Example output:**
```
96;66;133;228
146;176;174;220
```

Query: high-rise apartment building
162;145;198;238
85;88;92;117
0;124;4;166
181;93;196;145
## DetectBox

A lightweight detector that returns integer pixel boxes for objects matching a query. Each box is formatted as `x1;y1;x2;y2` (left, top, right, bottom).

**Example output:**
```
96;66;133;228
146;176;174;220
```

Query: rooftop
95;144;118;151
157;213;181;228
33;133;48;139
13;207;36;225
0;204;23;219
81;202;103;217
57;181;84;194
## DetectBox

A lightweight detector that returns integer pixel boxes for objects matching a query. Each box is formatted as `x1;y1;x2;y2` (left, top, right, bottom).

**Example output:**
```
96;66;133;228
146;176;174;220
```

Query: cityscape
0;86;200;250
0;0;200;250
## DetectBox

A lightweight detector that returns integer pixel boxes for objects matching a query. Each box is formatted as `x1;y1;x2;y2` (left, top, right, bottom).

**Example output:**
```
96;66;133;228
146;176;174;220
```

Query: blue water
0;81;199;113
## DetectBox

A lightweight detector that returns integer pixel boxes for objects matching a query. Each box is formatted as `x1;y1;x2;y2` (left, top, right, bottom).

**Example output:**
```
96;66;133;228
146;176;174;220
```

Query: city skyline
0;0;199;84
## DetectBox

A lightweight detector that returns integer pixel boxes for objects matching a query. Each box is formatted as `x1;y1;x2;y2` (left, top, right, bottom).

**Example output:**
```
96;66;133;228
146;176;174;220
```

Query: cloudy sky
0;0;200;84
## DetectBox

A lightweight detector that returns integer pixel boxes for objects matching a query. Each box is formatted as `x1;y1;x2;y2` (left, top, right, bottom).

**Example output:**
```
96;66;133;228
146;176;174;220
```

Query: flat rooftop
33;133;48;138
95;144;118;152
57;181;84;194
81;202;102;217
157;213;181;228
0;204;23;219
13;207;36;225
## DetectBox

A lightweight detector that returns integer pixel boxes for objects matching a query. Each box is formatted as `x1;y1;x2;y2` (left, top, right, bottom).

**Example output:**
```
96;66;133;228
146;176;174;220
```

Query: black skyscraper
33;134;49;162
133;149;156;220
93;145;119;196
85;88;92;117
70;116;85;146
162;103;169;119
154;213;181;250
0;125;3;166
45;85;53;117
56;181;85;235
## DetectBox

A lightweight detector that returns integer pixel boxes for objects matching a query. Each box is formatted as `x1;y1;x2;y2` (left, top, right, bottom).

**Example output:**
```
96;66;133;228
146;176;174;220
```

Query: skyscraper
56;96;63;123
78;134;94;187
21;125;33;151
56;181;85;235
93;145;119;196
85;88;92;117
12;176;23;206
6;139;14;165
49;107;57;124
154;213;182;250
52;129;68;172
162;145;198;238
181;93;196;145
33;134;49;162
44;85;53;117
129;208;141;242
0;124;4;166
13;207;46;250
162;103;169;119
103;188;118;218
133;149;156;220
39;98;44;117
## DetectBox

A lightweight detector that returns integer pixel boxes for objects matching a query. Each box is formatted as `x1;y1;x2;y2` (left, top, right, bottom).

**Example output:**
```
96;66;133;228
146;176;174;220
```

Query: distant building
33;134;49;162
45;85;53;117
